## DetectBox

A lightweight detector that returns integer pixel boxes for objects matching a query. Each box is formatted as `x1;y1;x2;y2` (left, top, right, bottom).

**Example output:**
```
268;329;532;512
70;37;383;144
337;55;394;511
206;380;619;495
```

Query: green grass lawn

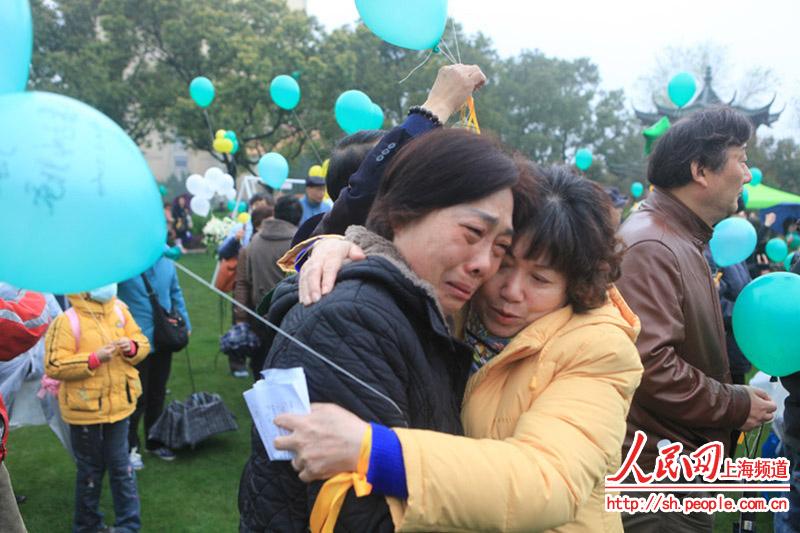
5;252;778;531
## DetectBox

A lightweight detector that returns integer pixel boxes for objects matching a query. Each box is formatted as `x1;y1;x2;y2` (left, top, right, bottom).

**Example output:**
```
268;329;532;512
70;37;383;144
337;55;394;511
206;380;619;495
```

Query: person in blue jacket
118;254;191;466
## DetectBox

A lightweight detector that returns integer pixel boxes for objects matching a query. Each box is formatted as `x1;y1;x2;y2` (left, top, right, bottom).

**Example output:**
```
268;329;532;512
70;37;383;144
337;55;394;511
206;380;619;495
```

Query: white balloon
190;196;210;217
205;167;226;191
223;187;237;201
197;178;216;200
186;174;205;196
222;173;235;191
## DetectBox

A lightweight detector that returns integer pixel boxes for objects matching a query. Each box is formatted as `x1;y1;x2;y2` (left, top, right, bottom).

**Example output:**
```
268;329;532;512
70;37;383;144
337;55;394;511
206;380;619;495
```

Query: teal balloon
785;253;796;272
270;75;301;111
766;238;789;263
750;167;763;186
227;200;245;212
733;272;800;376
158;184;168;196
225;131;239;154
709;217;757;267
334;90;375;134
0;91;165;293
258;152;289;189
788;232;800;251
630;181;644;199
742;187;749;207
355;0;448;50
367;103;384;130
164;246;183;261
1;0;33;94
575;148;593;171
189;76;215;108
667;72;696;108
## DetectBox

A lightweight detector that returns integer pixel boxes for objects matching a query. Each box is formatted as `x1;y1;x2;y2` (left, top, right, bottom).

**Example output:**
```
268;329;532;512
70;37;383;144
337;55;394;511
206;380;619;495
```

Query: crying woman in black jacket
238;128;532;532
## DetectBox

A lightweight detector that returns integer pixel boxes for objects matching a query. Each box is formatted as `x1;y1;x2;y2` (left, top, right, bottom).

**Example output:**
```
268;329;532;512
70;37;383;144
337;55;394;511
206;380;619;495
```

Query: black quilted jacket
238;228;472;532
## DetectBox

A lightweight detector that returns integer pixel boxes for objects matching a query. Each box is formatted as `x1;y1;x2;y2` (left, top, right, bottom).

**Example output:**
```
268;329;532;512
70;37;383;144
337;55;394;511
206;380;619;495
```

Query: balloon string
291;110;324;164
438;40;459;65
398;49;434;85
172;260;404;418
450;19;462;64
203;110;216;147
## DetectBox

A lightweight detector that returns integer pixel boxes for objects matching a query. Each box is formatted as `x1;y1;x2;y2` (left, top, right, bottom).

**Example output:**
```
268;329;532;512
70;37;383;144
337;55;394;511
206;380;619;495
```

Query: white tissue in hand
243;367;311;461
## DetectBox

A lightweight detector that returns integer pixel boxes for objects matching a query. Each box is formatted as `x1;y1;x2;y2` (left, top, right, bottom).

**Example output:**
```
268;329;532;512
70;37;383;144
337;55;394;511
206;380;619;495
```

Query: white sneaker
129;447;144;470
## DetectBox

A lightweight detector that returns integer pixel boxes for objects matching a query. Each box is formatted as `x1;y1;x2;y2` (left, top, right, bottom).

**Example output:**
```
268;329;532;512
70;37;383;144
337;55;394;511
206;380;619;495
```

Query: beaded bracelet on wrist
408;106;443;127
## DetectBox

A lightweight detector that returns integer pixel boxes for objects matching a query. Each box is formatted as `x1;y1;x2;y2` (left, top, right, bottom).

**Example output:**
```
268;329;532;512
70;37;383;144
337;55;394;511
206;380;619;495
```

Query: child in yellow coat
45;284;150;533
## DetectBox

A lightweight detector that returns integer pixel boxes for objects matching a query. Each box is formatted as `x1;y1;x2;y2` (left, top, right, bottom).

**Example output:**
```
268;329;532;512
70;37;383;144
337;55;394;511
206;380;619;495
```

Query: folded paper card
243;367;311;461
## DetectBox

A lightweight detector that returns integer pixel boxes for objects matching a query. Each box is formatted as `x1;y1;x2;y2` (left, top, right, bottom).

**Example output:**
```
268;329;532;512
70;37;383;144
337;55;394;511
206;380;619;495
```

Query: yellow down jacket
387;287;643;533
45;295;150;425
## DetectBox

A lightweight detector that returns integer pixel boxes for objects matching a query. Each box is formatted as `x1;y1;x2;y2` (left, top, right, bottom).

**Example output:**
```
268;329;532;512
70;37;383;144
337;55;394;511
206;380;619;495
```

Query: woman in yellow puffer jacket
45;285;149;533
273;164;644;533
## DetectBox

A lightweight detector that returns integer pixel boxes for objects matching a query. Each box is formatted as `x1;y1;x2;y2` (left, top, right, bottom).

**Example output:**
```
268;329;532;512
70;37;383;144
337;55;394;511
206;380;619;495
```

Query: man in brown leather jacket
616;107;777;532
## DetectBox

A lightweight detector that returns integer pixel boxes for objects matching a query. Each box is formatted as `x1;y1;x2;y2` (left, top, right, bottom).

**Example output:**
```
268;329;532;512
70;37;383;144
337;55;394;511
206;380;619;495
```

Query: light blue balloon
668;72;696;108
367;103;385;130
270;75;301;111
766;238;789;263
355;0;448;50
709;217;757;267
630;181;644;199
189;76;215;108
258;152;289;189
575;148;593;171
0;92;166;293
334;90;375;134
733;272;800;376
750;167;763;186
1;0;33;94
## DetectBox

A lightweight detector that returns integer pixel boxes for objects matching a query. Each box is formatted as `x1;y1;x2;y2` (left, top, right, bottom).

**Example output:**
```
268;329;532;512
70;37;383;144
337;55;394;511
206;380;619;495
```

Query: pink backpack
64;303;126;351
39;303;126;399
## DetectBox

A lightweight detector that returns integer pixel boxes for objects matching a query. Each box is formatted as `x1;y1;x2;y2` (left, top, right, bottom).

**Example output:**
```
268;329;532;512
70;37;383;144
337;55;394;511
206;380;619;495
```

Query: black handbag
140;274;189;353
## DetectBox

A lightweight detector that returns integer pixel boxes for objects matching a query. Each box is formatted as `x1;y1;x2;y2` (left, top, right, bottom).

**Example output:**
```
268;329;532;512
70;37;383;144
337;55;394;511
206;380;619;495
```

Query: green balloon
643;116;670;155
766;238;789;263
575;148;593;171
733;272;800;376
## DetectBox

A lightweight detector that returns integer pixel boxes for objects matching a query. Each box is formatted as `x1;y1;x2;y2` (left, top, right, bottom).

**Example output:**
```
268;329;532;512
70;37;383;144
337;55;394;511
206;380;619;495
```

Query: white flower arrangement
202;216;236;250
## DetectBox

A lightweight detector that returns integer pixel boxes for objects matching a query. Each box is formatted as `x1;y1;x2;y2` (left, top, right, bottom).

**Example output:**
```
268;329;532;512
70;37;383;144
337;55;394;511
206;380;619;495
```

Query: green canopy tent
744;183;800;210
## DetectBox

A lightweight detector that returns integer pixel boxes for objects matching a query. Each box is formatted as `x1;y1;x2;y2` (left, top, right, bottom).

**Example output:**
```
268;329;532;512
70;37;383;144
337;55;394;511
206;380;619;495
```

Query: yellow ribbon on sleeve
309;424;373;533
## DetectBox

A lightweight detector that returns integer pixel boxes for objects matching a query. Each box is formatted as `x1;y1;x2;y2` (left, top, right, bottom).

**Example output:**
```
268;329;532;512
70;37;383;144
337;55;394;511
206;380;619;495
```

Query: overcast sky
306;0;799;139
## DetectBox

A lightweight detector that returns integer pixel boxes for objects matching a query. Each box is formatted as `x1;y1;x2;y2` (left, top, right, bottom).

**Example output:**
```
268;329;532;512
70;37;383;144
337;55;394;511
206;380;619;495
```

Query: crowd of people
0;63;798;533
